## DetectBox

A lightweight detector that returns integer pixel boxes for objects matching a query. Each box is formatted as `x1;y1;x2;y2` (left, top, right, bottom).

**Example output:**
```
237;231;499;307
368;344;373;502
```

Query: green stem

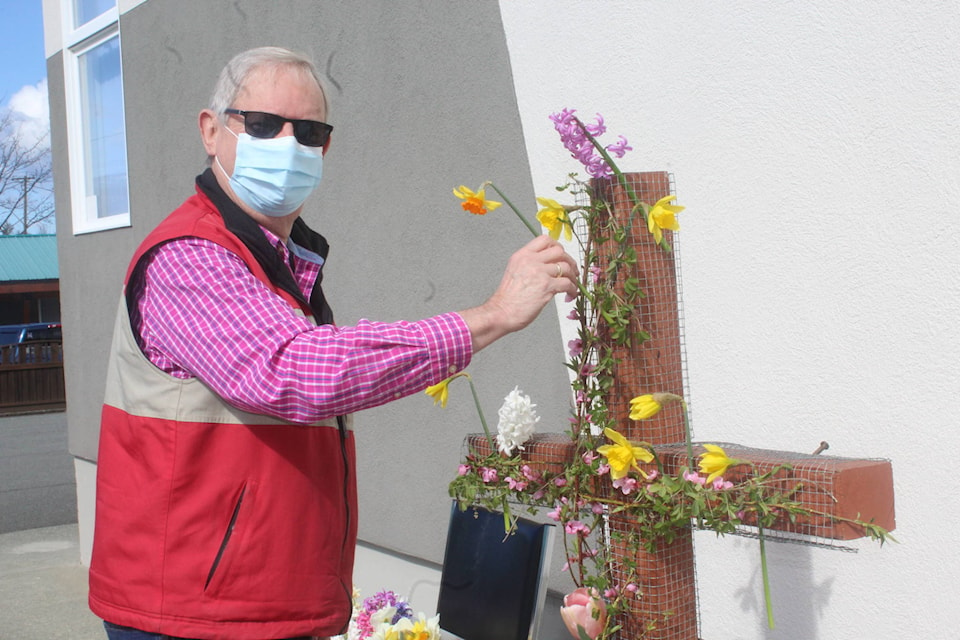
758;524;775;629
680;400;694;472
465;376;495;452
487;182;540;237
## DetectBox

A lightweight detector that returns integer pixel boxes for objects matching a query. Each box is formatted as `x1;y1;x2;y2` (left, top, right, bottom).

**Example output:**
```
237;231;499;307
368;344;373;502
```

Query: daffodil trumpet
485;182;541;237
573;117;673;252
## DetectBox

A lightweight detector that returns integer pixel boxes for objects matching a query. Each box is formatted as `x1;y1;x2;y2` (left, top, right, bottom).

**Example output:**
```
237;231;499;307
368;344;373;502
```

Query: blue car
0;323;63;364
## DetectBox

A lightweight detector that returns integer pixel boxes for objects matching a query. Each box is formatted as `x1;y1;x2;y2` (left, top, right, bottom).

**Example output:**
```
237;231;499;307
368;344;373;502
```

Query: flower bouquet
338;589;440;640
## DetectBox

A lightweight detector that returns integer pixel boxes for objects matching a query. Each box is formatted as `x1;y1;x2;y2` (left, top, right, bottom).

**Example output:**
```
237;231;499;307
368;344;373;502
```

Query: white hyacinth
496;386;540;456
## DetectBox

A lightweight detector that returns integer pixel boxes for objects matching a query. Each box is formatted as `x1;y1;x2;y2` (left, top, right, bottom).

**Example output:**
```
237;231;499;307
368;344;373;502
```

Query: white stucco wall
500;1;958;638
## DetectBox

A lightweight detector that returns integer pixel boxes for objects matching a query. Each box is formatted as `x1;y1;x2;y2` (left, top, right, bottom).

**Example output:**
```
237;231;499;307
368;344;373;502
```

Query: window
62;1;130;234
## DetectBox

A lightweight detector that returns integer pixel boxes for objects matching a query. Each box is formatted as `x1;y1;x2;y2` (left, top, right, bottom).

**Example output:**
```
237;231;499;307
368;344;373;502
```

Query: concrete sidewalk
0;523;103;639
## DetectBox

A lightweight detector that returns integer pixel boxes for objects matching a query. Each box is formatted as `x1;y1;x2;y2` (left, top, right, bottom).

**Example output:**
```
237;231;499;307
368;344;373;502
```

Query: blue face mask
218;129;323;217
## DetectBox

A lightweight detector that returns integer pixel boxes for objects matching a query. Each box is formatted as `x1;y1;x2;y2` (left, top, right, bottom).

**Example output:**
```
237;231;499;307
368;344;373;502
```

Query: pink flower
626;583;639;594
560;587;607;640
457;464;470;476
603;588;618;600
596;463;610;476
479;467;498;483
567;308;580;320
712;477;734;490
520;464;541;482
506;476;528;491
554;477;568;487
591;502;604;515
645;469;660;482
683;470;706;485
547;504;563;522
568;338;584;359
588;265;602;284
565;520;591;536
612;475;638;495
582;450;599;465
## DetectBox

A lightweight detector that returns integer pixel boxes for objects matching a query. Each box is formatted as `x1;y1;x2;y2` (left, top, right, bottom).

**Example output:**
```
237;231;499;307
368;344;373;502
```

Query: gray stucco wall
54;0;571;564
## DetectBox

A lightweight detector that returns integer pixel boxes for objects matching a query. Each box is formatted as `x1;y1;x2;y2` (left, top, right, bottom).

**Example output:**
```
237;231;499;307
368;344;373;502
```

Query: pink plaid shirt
129;229;472;425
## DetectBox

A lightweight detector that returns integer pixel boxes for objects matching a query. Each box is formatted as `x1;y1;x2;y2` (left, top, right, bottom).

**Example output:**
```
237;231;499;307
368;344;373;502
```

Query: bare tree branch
0;108;54;235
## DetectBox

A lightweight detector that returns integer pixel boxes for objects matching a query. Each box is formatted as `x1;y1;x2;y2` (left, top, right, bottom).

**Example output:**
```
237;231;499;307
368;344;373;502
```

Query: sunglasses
224;108;333;147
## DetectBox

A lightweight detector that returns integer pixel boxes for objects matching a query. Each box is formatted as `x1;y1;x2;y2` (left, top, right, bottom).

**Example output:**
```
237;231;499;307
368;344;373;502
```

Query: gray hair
209;46;330;120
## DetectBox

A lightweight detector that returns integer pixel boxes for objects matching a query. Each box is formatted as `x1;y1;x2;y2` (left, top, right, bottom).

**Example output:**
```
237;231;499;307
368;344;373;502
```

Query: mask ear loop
213;124;240;178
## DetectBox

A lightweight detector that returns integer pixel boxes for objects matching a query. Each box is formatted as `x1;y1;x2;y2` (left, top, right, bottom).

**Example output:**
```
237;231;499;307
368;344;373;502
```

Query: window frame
61;2;131;235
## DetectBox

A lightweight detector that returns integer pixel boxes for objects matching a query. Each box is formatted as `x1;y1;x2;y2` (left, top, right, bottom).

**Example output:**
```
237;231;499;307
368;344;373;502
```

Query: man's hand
459;235;580;353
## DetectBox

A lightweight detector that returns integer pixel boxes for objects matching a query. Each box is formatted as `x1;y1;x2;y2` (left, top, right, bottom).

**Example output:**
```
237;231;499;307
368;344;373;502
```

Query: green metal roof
0;235;59;282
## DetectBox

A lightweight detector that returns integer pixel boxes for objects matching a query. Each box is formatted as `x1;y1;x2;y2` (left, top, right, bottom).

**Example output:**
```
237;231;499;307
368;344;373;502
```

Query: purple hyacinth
549;108;632;178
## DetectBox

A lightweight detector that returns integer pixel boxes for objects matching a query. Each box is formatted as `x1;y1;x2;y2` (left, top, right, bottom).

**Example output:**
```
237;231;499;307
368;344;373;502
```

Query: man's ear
198;109;220;157
322;133;332;156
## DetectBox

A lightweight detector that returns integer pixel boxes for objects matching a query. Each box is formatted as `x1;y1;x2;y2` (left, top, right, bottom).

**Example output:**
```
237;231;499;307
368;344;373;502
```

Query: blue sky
0;0;49;148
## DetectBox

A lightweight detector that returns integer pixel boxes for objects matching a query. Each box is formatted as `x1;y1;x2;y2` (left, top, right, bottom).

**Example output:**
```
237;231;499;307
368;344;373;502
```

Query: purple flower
584;113;606;137
567;308;580;320
606;135;633;158
568;338;584;359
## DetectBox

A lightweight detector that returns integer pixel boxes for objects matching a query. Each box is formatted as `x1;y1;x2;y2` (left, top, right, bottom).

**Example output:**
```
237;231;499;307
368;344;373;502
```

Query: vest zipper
205;485;246;590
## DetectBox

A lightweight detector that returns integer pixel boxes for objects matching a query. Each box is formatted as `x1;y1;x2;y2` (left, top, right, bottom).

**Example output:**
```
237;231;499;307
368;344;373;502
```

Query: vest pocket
205;485;246;591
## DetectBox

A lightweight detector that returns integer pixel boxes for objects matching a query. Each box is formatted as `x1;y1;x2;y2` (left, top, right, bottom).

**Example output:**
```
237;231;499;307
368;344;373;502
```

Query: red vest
89;189;357;639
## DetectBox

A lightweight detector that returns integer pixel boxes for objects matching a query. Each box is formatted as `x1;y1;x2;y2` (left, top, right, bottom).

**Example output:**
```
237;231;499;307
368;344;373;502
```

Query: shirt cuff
420;312;473;381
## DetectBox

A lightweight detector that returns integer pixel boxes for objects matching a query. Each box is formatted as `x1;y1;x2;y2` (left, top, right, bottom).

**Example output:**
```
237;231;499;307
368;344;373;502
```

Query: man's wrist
457;301;511;354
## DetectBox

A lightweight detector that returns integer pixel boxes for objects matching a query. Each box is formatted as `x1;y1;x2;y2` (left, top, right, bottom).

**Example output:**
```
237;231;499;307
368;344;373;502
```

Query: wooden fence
0;341;66;411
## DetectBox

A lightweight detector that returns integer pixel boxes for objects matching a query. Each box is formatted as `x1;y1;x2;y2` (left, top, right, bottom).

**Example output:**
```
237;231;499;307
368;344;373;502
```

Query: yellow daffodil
453;184;502;215
536;197;573;241
629;392;685;420
425;375;457;408
646;194;684;244
629;394;662;420
698;443;742;484
596;427;653;480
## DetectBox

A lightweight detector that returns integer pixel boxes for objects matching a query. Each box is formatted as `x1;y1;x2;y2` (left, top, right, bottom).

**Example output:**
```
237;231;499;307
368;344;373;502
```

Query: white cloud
6;79;50;150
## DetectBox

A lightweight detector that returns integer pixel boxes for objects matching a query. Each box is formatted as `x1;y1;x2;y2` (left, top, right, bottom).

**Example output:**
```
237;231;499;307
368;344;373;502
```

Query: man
88;47;577;640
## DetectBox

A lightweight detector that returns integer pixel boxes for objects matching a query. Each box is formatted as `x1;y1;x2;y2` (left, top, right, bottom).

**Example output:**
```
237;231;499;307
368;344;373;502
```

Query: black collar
196;169;334;325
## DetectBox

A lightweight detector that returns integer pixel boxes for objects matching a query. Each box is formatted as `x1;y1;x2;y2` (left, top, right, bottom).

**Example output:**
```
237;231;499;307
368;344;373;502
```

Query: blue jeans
103;621;321;640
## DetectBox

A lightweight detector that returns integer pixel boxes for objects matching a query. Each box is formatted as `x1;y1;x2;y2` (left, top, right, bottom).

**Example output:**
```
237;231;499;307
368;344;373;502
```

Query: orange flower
453;184;502;215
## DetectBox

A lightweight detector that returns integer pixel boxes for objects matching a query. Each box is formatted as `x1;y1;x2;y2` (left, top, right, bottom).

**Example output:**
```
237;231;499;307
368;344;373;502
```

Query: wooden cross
465;172;896;639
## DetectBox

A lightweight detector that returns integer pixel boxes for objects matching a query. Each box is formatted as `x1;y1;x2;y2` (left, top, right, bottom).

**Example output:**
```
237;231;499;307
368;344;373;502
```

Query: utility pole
22;175;29;234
